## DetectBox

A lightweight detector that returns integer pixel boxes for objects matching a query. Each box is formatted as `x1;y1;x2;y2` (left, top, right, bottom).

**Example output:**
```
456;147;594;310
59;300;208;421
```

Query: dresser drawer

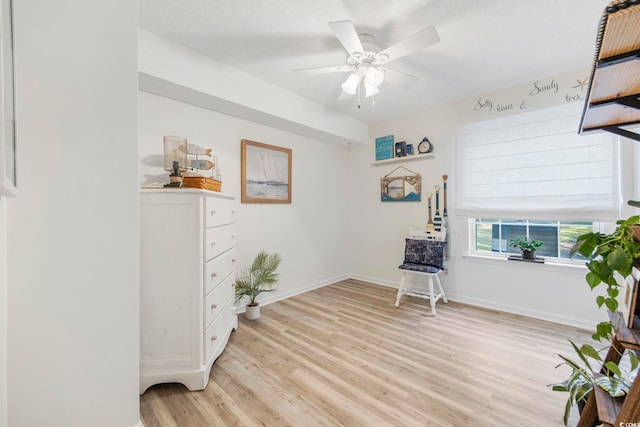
204;299;234;361
204;273;234;328
204;197;235;229
204;225;235;262
203;249;235;295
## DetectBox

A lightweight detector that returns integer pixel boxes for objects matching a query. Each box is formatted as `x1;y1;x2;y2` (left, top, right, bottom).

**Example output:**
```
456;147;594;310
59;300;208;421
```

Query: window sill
463;253;588;273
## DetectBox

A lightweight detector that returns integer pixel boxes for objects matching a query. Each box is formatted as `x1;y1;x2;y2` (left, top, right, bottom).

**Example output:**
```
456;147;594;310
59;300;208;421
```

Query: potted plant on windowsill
234;250;282;320
509;237;544;260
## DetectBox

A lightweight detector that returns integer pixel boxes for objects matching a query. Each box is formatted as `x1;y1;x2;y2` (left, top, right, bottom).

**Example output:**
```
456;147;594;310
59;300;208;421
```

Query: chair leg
436;274;448;303
395;271;406;307
428;276;436;316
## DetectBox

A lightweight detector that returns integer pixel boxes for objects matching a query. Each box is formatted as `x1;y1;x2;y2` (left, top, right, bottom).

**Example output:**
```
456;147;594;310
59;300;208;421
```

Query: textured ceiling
139;0;609;124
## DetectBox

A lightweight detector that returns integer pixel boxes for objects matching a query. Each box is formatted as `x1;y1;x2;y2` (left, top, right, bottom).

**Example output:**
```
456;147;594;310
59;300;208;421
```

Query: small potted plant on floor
234;250;282;320
509;237;544;260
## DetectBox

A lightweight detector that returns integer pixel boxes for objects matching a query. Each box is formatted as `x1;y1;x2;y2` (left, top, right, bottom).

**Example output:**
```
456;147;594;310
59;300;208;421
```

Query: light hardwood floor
140;279;592;426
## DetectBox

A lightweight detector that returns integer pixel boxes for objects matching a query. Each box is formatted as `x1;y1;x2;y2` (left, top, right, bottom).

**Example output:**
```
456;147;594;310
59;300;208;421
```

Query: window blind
455;103;621;222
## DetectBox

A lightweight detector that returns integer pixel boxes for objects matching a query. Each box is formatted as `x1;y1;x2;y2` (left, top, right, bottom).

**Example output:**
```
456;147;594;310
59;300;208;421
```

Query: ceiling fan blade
293;65;354;75
377;25;439;64
381;68;419;88
328;20;364;56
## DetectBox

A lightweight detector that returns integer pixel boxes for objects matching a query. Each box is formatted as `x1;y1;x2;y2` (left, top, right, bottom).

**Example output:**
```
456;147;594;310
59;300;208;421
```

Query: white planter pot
245;304;260;320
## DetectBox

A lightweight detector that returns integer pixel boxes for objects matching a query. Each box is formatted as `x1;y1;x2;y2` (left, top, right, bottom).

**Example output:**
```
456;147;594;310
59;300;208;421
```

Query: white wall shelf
371;153;435;166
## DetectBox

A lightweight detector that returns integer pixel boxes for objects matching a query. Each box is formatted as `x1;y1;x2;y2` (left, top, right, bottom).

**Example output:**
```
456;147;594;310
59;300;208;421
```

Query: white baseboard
234;273;349;313
234;273;596;330
349;273;595;330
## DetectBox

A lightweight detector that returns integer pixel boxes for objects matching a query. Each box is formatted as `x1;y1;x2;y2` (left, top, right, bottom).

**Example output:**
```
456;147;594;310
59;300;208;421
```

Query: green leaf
607;247;631;272
579;344;602;361
608;288;619;299
603;361;622;378
594;322;614;341
596;295;605;308
604;297;618;313
586;272;601;289
630;351;639;371
622;215;640;225
595;375;630;397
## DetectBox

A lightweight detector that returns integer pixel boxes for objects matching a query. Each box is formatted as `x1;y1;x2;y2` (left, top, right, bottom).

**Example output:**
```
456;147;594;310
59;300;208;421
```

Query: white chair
395;239;448;315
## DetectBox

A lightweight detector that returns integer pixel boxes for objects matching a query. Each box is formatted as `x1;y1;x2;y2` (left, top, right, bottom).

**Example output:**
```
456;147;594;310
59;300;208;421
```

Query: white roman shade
455;103;621;221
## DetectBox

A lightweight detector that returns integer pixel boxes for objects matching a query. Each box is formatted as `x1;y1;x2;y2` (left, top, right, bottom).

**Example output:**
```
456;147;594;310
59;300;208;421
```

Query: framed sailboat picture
241;139;292;203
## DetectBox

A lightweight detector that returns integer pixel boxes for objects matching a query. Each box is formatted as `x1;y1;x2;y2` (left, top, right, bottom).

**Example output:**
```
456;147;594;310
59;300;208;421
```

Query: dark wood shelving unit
577;316;640;426
580;0;640;142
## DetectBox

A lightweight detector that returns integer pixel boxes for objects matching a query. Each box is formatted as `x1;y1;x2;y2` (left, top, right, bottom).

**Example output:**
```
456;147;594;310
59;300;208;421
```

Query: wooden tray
182;176;222;192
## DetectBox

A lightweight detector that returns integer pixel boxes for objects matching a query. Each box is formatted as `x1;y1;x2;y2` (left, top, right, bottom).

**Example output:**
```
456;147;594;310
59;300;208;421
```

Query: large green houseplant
570;214;640;340
550;215;640;424
234;250;282;320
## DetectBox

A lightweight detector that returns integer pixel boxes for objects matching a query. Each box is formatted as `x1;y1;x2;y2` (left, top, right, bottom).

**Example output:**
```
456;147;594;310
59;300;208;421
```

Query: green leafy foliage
551;215;640;425
551;339;639;426
509;237;544;251
570;215;640;341
234;251;282;306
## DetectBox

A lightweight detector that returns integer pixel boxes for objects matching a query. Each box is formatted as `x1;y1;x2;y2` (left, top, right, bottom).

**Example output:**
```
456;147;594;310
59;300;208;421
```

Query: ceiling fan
294;20;440;104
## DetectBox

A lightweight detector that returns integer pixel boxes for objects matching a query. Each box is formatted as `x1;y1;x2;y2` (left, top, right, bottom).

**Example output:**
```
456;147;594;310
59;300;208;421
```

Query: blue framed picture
375;135;394;161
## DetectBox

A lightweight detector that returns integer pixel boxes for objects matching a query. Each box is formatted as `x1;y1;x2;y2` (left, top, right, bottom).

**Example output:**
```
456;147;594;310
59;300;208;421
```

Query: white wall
139;92;351;301
350;69;617;329
0;196;6;427
7;1;140;426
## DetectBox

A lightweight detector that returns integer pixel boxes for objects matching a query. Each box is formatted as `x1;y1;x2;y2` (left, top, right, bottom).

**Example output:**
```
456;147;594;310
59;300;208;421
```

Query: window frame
467;218;605;265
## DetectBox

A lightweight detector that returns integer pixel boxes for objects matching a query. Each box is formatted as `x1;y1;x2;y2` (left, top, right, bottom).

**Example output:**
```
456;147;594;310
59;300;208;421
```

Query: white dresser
139;189;238;394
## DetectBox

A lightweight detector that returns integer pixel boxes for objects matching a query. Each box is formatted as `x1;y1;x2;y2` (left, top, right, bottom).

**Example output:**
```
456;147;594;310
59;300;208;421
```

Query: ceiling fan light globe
365;67;385;87
364;83;380;98
341;73;360;95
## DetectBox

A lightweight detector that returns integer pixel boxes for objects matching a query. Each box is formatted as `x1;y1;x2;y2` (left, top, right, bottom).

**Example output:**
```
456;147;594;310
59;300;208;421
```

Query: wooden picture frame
0;0;16;197
620;268;640;329
241;139;291;203
380;166;421;202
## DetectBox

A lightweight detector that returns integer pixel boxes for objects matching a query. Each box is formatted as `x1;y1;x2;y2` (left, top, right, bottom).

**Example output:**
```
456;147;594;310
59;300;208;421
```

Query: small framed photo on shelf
375;135;394;161
395;141;407;157
406;144;414;155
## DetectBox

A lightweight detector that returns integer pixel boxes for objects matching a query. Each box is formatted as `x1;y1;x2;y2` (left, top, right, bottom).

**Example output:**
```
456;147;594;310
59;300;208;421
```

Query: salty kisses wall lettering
473;97;524;113
470;73;589;116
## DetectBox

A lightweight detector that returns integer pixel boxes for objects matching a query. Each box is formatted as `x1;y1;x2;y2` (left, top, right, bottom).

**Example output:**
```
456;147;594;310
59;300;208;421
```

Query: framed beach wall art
0;0;16;197
241;139;292;203
380;166;421;202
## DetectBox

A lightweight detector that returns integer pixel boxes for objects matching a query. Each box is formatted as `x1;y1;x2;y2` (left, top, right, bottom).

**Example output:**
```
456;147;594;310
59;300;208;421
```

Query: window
455;103;621;222
472;218;597;261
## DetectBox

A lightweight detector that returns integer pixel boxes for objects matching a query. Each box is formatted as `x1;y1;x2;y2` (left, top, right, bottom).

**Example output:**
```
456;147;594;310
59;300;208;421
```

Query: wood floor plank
140;279;592;426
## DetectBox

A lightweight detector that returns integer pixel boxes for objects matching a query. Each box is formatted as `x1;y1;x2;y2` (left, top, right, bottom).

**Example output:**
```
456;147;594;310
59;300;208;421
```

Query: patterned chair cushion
399;239;447;271
399;263;442;273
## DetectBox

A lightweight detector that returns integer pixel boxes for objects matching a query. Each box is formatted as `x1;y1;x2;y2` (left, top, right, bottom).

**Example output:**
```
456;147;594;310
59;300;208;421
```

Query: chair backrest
402;239;447;270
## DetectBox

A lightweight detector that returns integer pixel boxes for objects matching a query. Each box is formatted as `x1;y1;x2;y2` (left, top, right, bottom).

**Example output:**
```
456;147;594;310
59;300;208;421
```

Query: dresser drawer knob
211;335;218;341
211;272;218;279
210;241;217;247
210;209;218;215
232;258;236;263
211;303;218;309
